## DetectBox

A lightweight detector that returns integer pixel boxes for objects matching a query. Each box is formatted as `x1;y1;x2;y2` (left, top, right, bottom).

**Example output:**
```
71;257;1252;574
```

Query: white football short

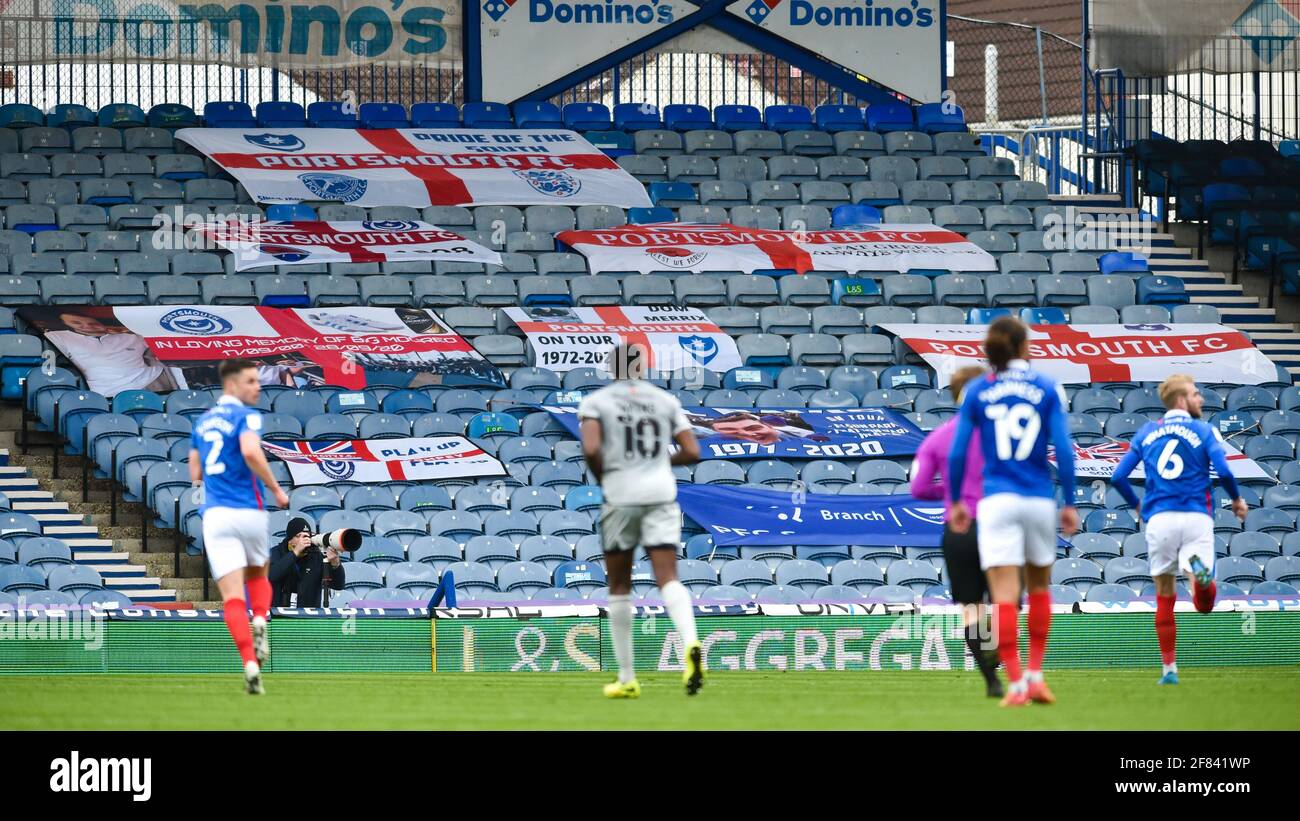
202;506;270;581
599;502;682;553
976;493;1058;570
1144;510;1215;578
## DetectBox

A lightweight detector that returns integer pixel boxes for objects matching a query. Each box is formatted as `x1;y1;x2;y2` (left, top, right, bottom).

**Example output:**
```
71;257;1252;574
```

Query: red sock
223;598;255;665
1027;591;1052;673
1193;580;1217;614
247;576;271;619
996;602;1022;683
1155;594;1177;665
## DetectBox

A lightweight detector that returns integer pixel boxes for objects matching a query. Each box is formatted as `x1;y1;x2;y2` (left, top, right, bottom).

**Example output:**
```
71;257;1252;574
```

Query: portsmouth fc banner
1050;440;1271;481
263;437;506;486
195;220;502;271
543;406;923;459
676;484;946;546
556;222;997;275
17;305;504;396
880;323;1278;388
503;307;743;374
176;128;653;208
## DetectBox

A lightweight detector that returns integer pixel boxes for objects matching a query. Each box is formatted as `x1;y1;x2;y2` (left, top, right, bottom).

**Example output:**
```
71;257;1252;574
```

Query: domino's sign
485;0;675;24
728;0;942;102
481;0;678;100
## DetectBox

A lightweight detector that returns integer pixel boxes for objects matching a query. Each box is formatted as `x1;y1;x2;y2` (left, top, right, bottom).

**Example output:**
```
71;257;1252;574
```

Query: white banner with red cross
262;436;506;485
556;222;998;275
1049;440;1270;481
194;219;503;271
879;323;1277;387
502;306;743;374
175;128;653;208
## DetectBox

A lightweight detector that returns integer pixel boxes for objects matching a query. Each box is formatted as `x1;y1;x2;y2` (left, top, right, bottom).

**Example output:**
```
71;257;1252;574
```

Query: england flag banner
542;405;924;459
556;222;997;275
263;437;506;486
1050;440;1270;481
195;220;502;271
503;307;743;374
880;323;1278;388
176;128;653;208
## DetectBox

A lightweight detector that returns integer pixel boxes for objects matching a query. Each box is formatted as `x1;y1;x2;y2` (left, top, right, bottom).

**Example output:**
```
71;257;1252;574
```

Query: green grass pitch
3;667;1298;730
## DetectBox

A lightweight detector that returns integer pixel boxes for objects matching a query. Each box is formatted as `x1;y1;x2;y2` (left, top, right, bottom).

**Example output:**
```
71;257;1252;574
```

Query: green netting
0;613;1296;674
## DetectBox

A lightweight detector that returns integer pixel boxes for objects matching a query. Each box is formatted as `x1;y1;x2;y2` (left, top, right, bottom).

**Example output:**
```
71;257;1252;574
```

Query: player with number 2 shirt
948;317;1079;707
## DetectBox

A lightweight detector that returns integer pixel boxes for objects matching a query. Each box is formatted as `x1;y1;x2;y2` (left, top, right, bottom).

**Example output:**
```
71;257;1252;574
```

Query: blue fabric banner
543;405;924;459
676;484;946;546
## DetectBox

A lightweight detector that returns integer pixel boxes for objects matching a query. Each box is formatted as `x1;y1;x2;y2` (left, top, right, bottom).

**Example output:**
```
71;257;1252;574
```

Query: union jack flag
263;440;363;464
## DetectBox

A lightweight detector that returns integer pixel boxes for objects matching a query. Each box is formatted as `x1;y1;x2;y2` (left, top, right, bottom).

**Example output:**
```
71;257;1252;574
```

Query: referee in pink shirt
910;365;1003;697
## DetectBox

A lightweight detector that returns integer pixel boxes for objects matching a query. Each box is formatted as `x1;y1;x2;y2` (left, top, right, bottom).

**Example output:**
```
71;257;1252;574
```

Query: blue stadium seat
411;102;461;128
714;105;763;132
255;101;306;127
915;102;967;133
613;103;662;131
664;104;713;132
865;101;914;132
307;101;358;128
461;102;514;129
203;101;255;128
562;103;611;131
359;102;410;128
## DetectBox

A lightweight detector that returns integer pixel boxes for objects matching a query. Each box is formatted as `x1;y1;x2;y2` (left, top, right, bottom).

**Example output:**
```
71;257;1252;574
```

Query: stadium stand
0;95;1295;611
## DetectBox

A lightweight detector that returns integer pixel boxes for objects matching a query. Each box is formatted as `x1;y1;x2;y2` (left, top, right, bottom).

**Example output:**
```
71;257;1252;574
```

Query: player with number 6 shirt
947;317;1079;707
1109;375;1248;685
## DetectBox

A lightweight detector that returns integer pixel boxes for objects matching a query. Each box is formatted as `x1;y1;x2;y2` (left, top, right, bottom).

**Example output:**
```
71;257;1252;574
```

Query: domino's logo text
788;0;935;28
527;0;674;24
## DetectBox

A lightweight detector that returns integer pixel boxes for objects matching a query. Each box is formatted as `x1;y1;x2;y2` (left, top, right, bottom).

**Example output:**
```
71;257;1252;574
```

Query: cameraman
268;518;346;608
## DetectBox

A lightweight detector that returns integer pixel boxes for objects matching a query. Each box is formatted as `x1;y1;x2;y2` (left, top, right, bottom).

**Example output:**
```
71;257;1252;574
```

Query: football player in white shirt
579;342;703;699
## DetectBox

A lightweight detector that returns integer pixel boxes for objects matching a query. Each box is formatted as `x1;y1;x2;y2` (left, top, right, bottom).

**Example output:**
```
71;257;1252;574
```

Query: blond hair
1158;374;1196;409
948;365;987;403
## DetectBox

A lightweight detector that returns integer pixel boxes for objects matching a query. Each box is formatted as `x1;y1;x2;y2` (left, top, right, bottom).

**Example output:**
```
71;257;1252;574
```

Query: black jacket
268;541;346;608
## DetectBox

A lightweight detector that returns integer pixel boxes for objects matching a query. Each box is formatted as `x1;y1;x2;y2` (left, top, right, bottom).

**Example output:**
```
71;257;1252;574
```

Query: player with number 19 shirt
948;317;1078;708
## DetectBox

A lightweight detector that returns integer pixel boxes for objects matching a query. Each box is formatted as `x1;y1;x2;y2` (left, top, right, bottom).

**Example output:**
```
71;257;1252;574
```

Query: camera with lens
309;529;362;553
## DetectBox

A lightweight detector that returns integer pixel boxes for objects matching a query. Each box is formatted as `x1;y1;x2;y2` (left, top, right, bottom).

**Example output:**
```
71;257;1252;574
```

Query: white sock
1163;662;1178;676
660;580;698;646
1025;669;1043;684
608;594;635;684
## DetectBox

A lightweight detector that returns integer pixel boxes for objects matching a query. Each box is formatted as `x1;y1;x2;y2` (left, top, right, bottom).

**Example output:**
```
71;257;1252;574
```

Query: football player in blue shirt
189;359;290;694
1110;375;1248;685
948;317;1078;707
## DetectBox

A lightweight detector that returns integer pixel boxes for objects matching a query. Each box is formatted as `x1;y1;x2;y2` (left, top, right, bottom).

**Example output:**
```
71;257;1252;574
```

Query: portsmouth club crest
318;460;356;481
257;244;311;263
243;133;305;151
679;334;719;366
512;169;582;198
298;172;368;203
362;220;421;232
647;246;707;269
159;308;233;336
